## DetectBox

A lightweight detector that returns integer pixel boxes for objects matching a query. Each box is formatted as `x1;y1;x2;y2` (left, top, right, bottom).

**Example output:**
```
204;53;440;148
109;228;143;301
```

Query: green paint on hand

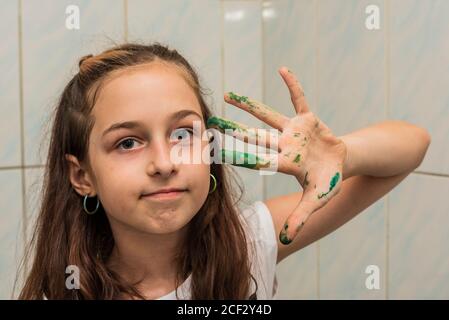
293;154;301;163
279;232;292;245
206;116;247;133
279;223;292;245
228;92;250;104
221;149;270;170
317;172;340;199
228;91;262;115
302;171;309;187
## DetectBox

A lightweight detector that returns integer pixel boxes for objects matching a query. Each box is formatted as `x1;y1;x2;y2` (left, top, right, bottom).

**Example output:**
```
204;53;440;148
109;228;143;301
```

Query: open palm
207;67;347;245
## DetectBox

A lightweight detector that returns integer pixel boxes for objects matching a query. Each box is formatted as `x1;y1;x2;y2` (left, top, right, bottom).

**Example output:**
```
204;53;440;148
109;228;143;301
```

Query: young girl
18;43;430;300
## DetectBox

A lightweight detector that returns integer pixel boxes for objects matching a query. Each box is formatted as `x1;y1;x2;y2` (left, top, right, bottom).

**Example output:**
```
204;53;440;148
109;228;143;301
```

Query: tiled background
0;0;447;299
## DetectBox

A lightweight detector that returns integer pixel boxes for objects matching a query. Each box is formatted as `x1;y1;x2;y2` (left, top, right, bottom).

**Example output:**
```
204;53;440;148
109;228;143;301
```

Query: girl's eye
171;128;194;143
117;138;141;150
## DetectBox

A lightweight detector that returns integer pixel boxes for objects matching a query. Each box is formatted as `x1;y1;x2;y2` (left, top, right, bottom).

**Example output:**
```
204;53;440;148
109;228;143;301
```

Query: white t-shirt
158;200;279;300
43;201;279;300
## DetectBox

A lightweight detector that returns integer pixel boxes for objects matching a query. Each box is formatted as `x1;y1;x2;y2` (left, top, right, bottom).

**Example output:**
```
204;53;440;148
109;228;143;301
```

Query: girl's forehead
89;64;203;133
99;62;193;95
94;64;199;109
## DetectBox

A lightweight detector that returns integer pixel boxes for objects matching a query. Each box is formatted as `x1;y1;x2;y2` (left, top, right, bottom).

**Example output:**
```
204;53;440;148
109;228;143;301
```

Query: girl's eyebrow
101;109;202;138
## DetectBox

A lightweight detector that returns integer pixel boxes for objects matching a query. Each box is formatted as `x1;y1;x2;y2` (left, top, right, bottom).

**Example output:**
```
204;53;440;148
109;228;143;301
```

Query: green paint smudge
279;223;292;245
206;116;246;133
293;154;301;163
221;149;270;170
228;92;250;104
317;172;340;199
302;171;309;187
228;92;278;113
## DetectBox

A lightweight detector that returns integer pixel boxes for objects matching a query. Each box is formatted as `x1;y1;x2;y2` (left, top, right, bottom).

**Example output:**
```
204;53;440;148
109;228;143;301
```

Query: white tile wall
390;0;449;175
0;0;446;299
389;173;449;299
0;170;24;299
0;1;21;167
22;0;125;166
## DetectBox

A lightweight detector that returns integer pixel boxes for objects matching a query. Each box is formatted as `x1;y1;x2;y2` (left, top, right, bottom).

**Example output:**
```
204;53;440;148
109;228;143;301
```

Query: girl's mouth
141;188;187;201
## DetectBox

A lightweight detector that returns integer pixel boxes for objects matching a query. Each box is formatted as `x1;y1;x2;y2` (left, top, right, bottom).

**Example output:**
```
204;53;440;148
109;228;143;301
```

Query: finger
279;172;342;245
207;116;280;152
278;66;310;114
220;149;281;172
278;199;317;245
224;92;290;131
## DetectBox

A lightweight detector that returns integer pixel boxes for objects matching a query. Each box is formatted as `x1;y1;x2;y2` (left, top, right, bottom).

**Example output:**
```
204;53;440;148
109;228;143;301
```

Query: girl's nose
145;138;177;178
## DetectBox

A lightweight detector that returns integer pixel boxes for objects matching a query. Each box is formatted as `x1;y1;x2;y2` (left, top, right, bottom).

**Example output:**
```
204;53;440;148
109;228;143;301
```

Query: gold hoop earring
209;173;217;194
83;194;99;215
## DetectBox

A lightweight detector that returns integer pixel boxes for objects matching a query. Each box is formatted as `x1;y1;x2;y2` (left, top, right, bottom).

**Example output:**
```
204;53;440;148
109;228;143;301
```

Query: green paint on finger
280;233;292;245
317;172;340;199
228;91;258;111
228;92;275;113
221;149;270;170
206;116;247;133
228;92;250;104
279;223;292;245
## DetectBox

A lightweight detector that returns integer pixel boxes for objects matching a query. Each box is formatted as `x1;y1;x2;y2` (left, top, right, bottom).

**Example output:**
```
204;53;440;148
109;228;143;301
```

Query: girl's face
85;63;210;235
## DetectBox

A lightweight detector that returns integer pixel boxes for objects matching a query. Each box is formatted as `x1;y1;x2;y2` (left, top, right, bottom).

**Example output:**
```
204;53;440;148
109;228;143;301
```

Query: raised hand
207;67;347;245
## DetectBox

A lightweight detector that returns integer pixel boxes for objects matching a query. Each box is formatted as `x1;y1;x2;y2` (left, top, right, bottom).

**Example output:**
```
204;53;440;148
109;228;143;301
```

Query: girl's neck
106;219;188;285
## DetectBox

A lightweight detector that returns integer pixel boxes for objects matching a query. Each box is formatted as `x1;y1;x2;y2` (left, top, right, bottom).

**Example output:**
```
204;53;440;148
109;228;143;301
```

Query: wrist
339;134;361;179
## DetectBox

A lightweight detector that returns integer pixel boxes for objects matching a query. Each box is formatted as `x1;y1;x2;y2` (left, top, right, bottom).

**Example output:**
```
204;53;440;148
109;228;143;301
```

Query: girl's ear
65;154;96;196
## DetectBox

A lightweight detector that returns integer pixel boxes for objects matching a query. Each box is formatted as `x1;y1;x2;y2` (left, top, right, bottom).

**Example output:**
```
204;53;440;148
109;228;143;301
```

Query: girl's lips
141;190;187;201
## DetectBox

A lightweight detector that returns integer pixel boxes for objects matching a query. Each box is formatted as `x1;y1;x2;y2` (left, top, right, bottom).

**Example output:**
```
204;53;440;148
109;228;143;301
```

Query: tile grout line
412;170;449;178
314;0;320;300
17;0;28;280
260;0;267;202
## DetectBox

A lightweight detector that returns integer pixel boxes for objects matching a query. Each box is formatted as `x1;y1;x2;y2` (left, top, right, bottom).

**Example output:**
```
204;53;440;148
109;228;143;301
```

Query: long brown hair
17;42;258;299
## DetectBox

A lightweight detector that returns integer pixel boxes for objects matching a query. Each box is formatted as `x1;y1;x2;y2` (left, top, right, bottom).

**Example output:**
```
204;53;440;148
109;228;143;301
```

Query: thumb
279;198;318;245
